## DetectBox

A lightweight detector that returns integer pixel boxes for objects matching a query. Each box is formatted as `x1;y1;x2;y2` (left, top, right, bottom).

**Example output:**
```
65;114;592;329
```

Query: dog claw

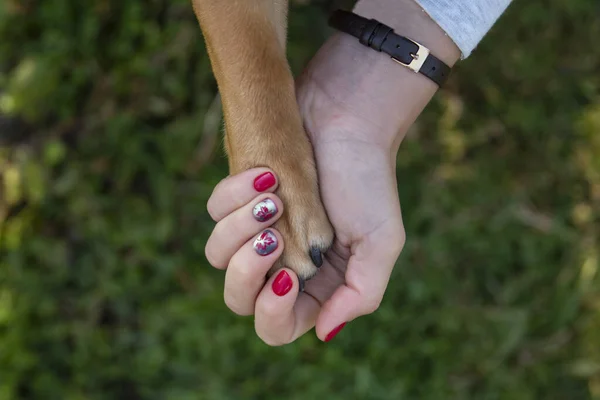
298;277;305;292
309;247;323;268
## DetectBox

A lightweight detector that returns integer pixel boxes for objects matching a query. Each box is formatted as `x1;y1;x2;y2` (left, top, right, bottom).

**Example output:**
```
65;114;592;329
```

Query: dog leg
192;0;334;281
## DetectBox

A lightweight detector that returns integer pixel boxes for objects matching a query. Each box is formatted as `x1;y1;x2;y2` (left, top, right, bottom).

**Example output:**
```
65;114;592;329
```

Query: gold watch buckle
391;39;429;73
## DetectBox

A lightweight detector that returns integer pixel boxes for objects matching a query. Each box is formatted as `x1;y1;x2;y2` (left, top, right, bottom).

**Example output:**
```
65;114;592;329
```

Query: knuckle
206;195;215;218
206;201;220;221
258;298;281;320
206;180;235;221
229;252;256;282
233;263;254;284
204;245;218;267
256;333;284;347
224;296;252;316
206;188;223;221
209;221;226;245
255;328;293;347
205;240;225;269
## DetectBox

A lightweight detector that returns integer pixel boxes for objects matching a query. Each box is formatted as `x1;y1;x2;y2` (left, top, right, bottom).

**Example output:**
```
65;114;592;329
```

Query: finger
205;194;284;269
254;269;322;346
315;227;405;342
224;229;284;316
207;168;278;222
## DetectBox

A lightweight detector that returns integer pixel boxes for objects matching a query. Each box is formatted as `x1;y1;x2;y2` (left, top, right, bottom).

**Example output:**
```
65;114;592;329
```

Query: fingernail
272;270;293;296
253;172;276;192
253;230;278;256
325;322;346;342
252;198;278;222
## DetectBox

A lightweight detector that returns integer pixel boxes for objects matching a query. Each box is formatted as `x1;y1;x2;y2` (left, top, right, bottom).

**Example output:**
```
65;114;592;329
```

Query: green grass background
1;0;599;398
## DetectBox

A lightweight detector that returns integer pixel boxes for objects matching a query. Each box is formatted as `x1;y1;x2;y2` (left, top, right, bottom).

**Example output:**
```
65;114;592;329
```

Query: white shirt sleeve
413;0;513;58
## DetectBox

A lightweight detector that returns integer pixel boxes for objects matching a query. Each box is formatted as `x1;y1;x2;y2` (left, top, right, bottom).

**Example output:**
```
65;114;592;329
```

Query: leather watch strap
328;10;451;87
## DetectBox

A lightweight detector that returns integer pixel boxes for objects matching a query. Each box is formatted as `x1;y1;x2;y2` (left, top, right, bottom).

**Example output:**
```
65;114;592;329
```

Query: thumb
315;229;404;341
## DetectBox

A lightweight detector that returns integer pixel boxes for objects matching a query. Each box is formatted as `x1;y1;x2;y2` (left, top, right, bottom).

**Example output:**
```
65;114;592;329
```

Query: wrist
297;0;460;151
354;0;460;66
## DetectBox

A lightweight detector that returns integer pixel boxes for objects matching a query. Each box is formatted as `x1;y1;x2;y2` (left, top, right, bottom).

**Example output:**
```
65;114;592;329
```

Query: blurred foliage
1;0;599;399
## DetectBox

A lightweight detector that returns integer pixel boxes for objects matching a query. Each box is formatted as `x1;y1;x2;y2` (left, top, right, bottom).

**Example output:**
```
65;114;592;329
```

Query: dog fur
192;0;334;280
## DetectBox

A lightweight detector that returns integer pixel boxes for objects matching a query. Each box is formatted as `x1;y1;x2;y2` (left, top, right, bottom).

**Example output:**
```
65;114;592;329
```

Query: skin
205;0;461;345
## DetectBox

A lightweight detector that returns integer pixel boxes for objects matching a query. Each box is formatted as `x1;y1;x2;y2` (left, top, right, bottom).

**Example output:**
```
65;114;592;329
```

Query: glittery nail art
254;230;278;256
252;198;277;222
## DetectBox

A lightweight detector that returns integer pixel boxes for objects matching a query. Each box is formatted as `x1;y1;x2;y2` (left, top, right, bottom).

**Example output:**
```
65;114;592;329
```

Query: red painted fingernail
253;172;276;192
272;270;293;296
325;322;346;342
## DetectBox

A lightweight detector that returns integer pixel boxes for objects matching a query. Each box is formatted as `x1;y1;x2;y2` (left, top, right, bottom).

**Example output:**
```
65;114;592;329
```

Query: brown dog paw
268;159;334;285
231;141;334;285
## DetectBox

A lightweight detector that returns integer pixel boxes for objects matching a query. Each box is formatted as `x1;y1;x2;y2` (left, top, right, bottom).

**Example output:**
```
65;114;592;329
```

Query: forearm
301;0;461;151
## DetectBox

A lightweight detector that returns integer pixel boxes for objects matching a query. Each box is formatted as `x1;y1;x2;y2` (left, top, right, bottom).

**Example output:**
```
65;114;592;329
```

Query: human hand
288;0;463;339
205;168;312;342
204;167;347;344
205;0;460;345
204;161;402;345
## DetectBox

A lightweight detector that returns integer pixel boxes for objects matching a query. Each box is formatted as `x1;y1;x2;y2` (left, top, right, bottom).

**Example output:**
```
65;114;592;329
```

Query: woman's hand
205;164;403;345
205;168;308;345
205;0;461;345
288;0;462;339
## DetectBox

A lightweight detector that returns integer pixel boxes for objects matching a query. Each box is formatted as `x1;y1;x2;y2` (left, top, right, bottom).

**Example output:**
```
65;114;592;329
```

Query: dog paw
227;120;334;285
266;157;334;287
